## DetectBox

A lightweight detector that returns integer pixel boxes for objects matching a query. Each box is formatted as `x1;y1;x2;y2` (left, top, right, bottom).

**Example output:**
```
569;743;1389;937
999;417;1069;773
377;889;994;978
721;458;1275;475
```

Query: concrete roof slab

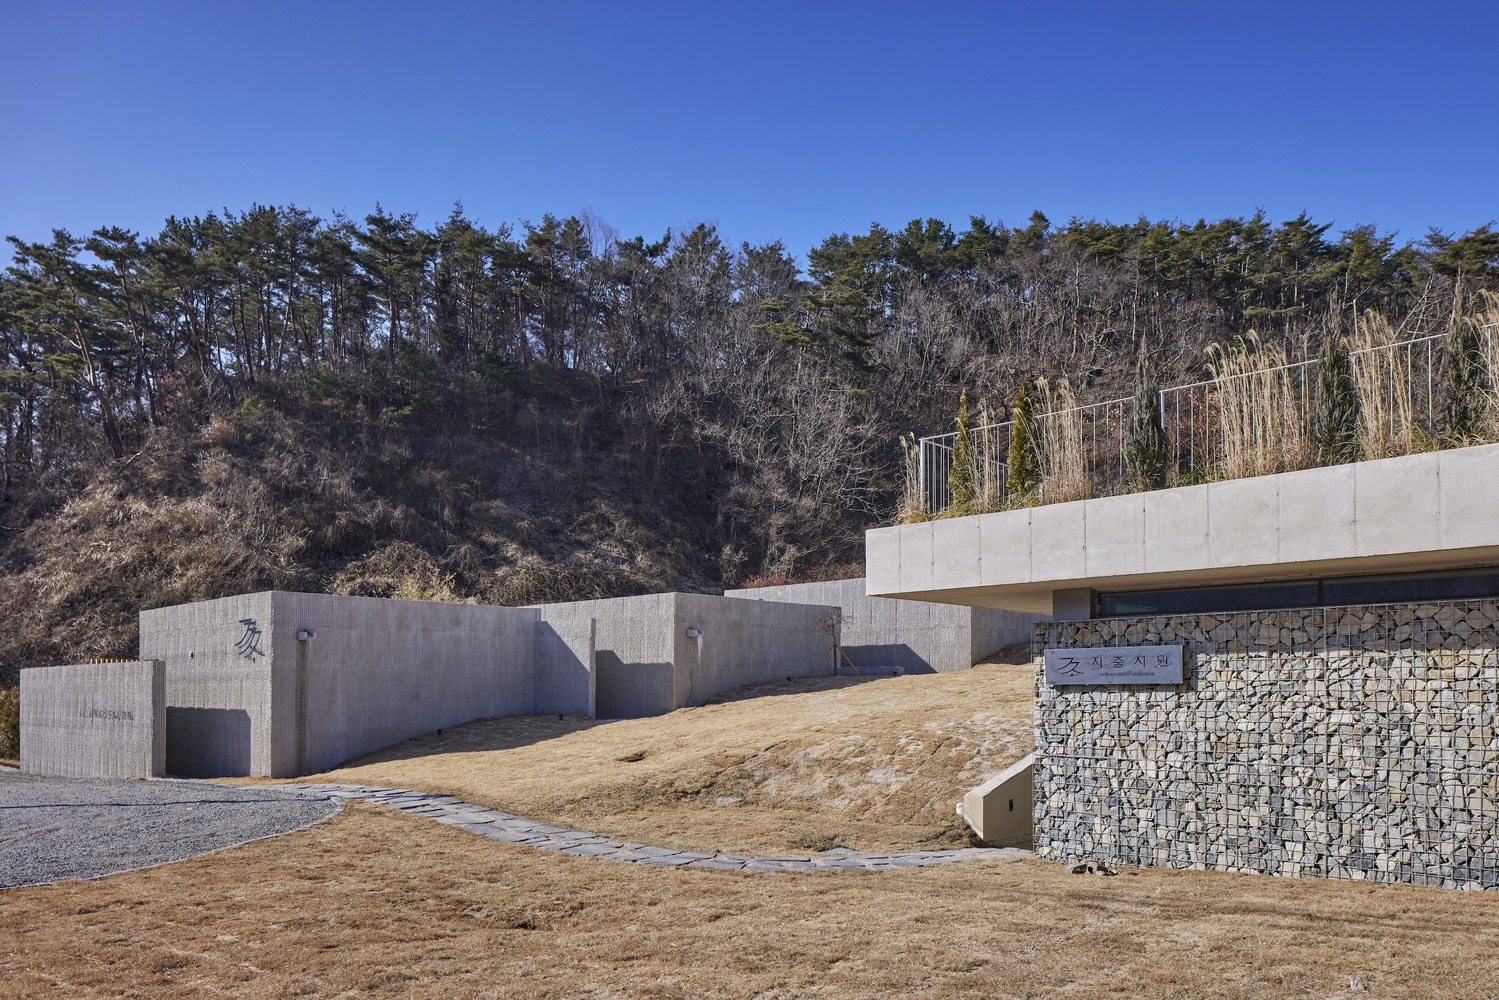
979;508;1031;586
1355;451;1440;557
868;443;1499;612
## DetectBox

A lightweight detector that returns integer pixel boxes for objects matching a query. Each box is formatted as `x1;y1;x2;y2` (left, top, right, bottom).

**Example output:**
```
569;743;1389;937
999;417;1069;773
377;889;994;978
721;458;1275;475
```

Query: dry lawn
11;665;1499;996
297;663;1037;856
5;800;1499;998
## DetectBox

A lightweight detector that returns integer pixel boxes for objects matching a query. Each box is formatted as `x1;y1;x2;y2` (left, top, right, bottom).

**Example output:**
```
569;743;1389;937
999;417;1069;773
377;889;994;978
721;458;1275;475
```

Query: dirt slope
309;662;1036;855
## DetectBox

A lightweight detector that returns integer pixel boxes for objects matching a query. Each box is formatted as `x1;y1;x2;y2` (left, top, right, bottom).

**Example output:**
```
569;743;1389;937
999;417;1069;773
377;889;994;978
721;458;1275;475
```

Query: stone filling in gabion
1033;601;1499;891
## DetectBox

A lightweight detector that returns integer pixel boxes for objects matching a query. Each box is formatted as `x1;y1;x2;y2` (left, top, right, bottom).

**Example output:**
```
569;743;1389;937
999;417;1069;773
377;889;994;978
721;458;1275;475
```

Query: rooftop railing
915;331;1477;517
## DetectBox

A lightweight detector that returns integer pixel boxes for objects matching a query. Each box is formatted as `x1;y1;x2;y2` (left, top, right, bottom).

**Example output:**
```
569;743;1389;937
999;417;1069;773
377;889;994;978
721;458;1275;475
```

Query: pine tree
1443;320;1486;445
1310;335;1361;464
948;389;975;511
1005;381;1041;498
1125;352;1170;490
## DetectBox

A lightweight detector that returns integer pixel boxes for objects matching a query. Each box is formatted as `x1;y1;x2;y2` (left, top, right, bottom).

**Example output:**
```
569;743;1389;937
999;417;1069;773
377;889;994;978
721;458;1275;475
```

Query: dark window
1098;567;1499;618
1322;568;1499;606
1099;581;1319;617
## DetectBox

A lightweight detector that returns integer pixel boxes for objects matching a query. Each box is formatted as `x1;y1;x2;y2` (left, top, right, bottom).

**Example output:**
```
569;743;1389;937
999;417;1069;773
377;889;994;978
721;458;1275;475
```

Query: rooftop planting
904;294;1499;521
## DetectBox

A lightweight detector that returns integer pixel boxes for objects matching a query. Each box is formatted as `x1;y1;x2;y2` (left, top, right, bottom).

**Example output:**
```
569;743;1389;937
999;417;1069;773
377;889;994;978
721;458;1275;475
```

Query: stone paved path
285;782;1030;872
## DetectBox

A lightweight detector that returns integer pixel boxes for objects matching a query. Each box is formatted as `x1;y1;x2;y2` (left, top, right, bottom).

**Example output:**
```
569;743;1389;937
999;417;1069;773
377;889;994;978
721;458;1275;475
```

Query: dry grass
298;664;1037;856
1034;378;1092;503
1473;290;1499;441
1351;311;1423;459
896;432;927;523
11;663;1499;996
6;800;1499;997
1209;333;1312;480
967;402;1009;514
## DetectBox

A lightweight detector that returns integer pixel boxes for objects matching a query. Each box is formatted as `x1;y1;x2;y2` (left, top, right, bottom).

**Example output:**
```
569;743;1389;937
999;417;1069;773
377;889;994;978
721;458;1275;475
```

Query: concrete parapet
724;577;1040;672
867;442;1499;614
21;660;165;778
958;753;1034;848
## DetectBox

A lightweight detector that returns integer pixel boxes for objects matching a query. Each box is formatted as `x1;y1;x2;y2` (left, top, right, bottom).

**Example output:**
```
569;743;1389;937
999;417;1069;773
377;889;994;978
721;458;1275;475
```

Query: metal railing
917;333;1455;515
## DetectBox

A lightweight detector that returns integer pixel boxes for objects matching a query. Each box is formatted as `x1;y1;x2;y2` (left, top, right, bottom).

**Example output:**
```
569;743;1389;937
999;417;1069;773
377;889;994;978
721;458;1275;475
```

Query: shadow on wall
594;653;675;720
842;643;931;674
166;707;251;778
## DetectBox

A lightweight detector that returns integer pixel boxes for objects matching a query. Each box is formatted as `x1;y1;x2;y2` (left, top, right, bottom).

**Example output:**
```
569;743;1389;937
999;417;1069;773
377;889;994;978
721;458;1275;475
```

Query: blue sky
2;1;1496;265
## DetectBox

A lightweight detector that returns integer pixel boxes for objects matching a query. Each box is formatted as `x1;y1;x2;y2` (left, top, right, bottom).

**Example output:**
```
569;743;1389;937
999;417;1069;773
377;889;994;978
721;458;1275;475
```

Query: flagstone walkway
288;782;1030;872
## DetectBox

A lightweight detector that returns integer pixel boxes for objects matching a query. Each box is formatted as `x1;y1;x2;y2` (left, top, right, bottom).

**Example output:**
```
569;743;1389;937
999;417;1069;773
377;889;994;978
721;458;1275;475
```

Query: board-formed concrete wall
21;660;165;778
141;588;835;774
273;593;544;775
532;593;836;718
534;594;676;719
535;615;597;718
142;592;566;777
1033;600;1499;890
724;578;1040;672
140;592;275;777
674;593;834;705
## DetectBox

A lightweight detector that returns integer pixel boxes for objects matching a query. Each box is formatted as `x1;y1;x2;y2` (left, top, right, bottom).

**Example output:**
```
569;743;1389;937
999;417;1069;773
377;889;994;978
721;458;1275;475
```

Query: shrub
0;687;18;762
1005;381;1041;499
1209;332;1311;479
948;389;976;511
1475;290;1499;440
897;433;927;523
1034;377;1092;503
1125;351;1170;490
1351;312;1421;459
1443;317;1487;446
1310;335;1361;465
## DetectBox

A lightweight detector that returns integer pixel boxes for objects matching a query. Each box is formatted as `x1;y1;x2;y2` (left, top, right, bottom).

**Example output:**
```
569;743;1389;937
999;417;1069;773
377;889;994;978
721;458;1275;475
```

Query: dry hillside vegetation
302;664;1035;855
0;402;737;683
5;801;1499;998
7;205;1495;685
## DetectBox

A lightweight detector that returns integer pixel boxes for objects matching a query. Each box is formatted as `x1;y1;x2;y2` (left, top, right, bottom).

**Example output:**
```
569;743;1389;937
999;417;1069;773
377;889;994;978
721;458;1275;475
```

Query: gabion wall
1033;601;1499;889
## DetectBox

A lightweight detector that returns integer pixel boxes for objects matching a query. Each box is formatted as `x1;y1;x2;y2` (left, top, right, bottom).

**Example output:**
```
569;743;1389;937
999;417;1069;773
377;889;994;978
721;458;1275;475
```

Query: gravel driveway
0;769;342;890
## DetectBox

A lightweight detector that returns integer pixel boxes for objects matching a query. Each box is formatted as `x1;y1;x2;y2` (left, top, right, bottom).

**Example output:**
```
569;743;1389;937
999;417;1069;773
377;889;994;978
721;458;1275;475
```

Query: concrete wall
674;593;833;703
20;660;165;779
533;593;836;718
272;593;543;776
868;443;1499;613
535;615;597;718
140;592;276;777
1033;600;1499;889
140;587;836;773
724;578;1039;672
534;594;676;719
141;592;586;777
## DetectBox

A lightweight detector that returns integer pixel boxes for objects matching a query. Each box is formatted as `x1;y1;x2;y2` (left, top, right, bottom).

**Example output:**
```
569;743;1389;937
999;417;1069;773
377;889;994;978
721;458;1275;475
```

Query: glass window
1098;567;1499;618
1099;581;1318;617
1322;567;1499;606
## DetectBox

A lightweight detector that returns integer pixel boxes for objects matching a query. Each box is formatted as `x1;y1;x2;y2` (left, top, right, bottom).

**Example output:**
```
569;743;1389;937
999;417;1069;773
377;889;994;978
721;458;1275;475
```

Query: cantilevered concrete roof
866;442;1499;614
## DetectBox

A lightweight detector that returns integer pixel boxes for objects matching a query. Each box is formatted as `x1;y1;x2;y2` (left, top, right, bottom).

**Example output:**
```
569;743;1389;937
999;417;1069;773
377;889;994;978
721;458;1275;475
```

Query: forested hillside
2;206;1496;680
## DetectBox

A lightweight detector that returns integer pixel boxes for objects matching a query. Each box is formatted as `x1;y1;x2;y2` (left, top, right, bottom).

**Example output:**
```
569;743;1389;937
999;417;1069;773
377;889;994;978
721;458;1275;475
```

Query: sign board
1043;644;1184;685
